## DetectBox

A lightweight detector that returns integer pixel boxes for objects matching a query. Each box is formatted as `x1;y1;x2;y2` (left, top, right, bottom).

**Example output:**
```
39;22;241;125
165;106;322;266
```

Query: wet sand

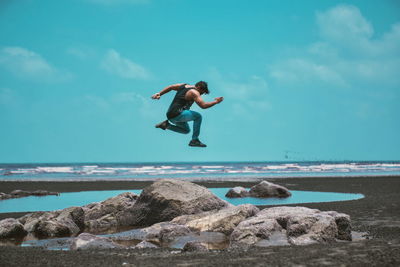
1;176;399;266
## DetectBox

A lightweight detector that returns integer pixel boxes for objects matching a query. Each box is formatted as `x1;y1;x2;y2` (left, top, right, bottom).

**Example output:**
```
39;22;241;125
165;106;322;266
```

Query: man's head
195;81;209;95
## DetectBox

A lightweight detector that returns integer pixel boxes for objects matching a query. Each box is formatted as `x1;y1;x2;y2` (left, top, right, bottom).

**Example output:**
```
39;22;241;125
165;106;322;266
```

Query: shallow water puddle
0;188;364;213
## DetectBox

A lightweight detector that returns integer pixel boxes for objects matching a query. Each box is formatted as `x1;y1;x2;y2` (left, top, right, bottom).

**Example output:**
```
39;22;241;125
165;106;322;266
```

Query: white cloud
0;46;71;82
101;49;151;80
317;5;373;45
270;58;347;87
86;0;149;5
84;92;162;120
268;5;400;88
207;68;271;117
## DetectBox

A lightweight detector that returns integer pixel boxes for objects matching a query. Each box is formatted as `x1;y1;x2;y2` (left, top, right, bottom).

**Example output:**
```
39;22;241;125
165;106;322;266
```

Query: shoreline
1;176;399;266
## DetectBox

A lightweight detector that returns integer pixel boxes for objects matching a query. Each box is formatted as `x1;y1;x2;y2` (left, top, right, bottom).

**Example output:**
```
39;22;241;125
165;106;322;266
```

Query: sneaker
189;139;207;147
155;120;169;130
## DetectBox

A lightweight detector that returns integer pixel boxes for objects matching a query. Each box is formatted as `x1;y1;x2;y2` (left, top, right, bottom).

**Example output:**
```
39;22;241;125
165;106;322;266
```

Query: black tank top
166;84;195;119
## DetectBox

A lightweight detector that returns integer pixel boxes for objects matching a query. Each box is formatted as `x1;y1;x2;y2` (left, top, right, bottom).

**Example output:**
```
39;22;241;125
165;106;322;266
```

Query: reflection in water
0;188;364;213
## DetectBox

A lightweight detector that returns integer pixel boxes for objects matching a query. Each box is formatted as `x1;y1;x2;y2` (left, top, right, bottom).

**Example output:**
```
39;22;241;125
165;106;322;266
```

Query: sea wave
1;162;400;180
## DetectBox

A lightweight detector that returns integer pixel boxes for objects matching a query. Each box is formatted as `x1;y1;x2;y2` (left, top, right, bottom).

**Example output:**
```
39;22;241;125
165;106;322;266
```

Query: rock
56;207;85;234
34;220;72;238
127;179;230;227
70;233;122;250
225;187;249;198
84;214;118;232
135;240;159;249
325;211;352;241
249;181;291;198
0;218;28;239
230;217;284;248
19;212;49;233
10;190;30;197
172;204;259;235
183;241;209;252
32;207;85;238
0;193;11;200
0;190;59;200
109;222;192;243
31;190;59;196
83;192;138;231
230;206;352;248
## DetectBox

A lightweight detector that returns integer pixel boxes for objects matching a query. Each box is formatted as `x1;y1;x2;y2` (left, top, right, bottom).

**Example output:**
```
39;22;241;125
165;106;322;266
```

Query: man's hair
195;81;209;94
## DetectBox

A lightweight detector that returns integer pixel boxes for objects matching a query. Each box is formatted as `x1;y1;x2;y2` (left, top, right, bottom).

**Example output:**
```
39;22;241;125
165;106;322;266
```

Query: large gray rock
172;204;259;235
249;181;291;198
82;192;138;231
70;233;122;250
230;206;351;248
225;187;249;198
0;218;28;239
127;179;230;227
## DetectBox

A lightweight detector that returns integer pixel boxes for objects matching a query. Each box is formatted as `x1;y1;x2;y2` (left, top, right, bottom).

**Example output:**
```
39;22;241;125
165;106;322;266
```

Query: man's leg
169;110;203;139
167;121;190;134
189;111;202;141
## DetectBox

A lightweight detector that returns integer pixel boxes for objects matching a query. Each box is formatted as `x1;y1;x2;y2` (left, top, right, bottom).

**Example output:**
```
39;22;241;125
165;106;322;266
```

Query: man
151;81;223;147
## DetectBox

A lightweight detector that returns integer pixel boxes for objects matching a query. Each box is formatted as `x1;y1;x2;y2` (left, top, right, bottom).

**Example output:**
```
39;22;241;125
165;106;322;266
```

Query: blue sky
0;0;399;163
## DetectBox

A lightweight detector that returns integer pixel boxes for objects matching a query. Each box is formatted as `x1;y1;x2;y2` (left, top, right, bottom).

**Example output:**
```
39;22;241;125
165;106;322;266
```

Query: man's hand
215;97;224;103
151;93;161;100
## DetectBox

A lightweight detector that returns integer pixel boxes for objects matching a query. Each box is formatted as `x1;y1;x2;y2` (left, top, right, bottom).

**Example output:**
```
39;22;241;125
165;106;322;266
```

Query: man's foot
189;139;207;147
155;120;169;130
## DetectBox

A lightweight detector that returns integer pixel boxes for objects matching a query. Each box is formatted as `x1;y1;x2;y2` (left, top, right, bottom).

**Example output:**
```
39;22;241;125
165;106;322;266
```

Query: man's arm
192;90;224;109
151;83;184;100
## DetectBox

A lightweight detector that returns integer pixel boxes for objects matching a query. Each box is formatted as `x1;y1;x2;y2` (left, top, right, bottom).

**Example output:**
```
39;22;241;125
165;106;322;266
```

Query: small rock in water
225;187;249;198
249;181;291;198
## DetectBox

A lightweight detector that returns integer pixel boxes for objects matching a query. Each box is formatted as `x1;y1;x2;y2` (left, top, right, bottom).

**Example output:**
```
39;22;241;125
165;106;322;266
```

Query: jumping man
151;81;224;147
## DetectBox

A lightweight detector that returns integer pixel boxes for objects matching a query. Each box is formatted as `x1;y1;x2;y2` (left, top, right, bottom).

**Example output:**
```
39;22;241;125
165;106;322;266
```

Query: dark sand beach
1;176;399;266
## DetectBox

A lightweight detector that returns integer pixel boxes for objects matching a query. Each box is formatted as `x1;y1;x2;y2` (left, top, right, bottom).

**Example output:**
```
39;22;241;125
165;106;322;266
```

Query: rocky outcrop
0;218;27;239
172;204;259;235
126;179;230;227
0;180;353;252
225;187;249;198
230;206;351;248
70;233;122;250
82;192;138;232
249;181;291;198
0;190;59;200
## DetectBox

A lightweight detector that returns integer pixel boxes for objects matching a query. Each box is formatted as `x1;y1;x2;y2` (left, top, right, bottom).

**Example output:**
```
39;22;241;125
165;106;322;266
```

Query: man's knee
182;127;190;134
193;112;202;121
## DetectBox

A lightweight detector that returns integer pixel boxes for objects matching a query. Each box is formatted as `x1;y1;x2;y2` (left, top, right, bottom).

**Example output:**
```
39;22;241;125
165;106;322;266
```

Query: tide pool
0;188;364;213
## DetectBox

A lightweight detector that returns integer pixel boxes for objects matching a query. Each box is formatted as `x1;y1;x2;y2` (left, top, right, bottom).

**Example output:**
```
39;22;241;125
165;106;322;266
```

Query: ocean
1;161;399;181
